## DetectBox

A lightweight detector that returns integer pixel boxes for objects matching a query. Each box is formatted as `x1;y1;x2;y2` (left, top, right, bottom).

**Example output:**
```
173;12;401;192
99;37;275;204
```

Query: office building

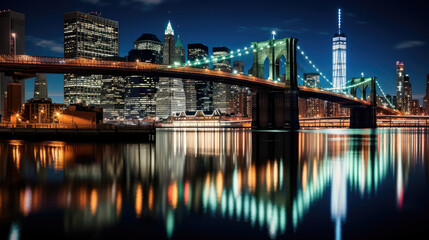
213;47;233;114
423;74;429;115
0;10;25;117
34;73;48;100
22;98;64;124
403;74;412;114
332;9;346;93
63;11;119;106
156;21;186;118
188;43;213;112
123;33;162;120
304;73;324;117
101;76;126;119
128;33;162;63
412;99;420;115
396;61;405;110
174;35;185;64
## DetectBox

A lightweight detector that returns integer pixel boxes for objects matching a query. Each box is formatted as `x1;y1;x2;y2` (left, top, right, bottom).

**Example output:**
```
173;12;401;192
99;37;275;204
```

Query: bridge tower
251;38;299;129
348;77;377;128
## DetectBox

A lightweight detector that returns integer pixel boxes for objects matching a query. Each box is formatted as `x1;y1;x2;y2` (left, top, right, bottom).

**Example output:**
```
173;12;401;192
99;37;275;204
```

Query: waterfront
1;129;429;239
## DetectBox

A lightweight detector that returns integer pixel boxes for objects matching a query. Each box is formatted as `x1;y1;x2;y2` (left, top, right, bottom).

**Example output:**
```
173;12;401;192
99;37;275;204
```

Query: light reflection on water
0;128;429;239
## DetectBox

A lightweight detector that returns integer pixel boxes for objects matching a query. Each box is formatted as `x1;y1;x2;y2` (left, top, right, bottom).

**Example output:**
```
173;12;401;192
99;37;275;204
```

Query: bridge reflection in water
0;129;428;239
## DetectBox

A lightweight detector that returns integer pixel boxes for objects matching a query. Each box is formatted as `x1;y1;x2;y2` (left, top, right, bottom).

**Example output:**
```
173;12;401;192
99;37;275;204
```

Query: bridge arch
348;77;376;105
251;38;298;88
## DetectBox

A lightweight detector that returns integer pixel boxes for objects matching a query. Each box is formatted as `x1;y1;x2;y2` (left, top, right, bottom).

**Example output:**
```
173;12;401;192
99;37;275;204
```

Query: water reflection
0;129;429;239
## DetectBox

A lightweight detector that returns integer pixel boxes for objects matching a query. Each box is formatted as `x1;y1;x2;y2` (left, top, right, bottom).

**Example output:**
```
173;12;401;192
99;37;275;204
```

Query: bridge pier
252;89;299;129
349;105;377;128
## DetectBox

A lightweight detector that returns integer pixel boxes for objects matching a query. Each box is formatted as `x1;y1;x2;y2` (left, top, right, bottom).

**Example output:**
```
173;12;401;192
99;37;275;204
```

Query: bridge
0;37;399;129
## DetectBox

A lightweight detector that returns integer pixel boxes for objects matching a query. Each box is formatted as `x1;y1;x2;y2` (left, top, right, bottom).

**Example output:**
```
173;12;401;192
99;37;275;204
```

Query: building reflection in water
0;128;428;239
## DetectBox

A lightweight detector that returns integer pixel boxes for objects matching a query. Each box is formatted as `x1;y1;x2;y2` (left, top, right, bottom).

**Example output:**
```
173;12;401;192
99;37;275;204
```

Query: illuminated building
403;74;412;114
332;9;346;93
396;61;405;110
124;76;157;119
174;35;185;64
128;33;162;63
101;76;126;119
423;74;429;115
412;99;420;115
124;33;162;119
156;21;186;119
34;73;48;100
213;47;233;114
232;61;251;116
22;98;64;123
188;43;213;112
0;10;25;116
63;12;119;106
304;73;325;117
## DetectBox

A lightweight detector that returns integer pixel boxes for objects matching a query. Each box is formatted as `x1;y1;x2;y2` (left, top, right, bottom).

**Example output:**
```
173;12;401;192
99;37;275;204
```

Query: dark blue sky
3;0;429;103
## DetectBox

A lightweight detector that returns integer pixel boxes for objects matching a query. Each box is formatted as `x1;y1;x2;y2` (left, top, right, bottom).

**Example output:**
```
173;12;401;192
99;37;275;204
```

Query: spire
165;20;174;36
175;35;183;47
338;8;342;34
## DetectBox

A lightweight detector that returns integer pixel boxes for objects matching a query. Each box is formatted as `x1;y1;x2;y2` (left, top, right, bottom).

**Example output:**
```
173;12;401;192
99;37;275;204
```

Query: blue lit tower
332;9;346;92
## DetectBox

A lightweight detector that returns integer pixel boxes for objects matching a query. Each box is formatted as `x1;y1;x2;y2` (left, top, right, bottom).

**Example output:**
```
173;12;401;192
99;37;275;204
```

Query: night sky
3;0;428;103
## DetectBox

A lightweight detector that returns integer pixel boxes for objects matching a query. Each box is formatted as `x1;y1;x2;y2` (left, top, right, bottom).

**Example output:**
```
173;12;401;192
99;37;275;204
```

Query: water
1;128;429;239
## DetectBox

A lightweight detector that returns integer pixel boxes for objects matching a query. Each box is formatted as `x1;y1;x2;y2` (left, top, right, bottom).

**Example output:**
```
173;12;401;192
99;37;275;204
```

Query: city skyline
2;0;428;104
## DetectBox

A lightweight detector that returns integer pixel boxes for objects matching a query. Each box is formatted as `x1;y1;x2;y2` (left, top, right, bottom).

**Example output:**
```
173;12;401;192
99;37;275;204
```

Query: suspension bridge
0;37;400;129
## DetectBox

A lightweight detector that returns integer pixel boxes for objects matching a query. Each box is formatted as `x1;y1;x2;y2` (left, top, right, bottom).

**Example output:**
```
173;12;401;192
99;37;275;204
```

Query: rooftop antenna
338;8;342;34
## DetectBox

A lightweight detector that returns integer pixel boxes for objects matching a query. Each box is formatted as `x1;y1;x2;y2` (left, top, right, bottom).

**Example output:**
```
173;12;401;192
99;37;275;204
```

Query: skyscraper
156;21;186;118
403;74;412;114
63;11;119;106
188;43;213;112
0;10;25;116
34;73;48;100
213;47;232;114
174;35;186;64
332;9;346;92
423;74;429;115
124;33;163;120
396;61;405;111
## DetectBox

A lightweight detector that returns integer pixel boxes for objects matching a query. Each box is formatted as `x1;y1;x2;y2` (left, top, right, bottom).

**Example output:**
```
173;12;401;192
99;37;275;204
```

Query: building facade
34;73;48;100
403;74;412;114
63;12;119;106
188;43;213;112
423;74;429;115
396;61;405;111
0;10;25;117
212;47;233;114
332;9;346;93
304;73;325;117
101;76;126;119
156;21;186;119
124;33;162;120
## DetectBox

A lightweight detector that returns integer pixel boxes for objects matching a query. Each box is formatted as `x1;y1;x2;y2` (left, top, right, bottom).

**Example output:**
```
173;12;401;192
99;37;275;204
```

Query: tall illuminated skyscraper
156;21;186;119
34;73;48;100
396;61;405;110
332;9;346;92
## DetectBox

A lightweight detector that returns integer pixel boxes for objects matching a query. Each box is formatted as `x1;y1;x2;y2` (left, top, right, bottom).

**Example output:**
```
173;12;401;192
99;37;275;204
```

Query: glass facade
188;43;213;112
124;75;158;119
213;47;232;114
63;12;119;106
101;76;126;119
332;33;346;92
396;61;405;110
125;33;162;119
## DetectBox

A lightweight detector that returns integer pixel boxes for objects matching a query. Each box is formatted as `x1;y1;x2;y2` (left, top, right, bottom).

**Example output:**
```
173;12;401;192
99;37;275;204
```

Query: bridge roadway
0;55;399;115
